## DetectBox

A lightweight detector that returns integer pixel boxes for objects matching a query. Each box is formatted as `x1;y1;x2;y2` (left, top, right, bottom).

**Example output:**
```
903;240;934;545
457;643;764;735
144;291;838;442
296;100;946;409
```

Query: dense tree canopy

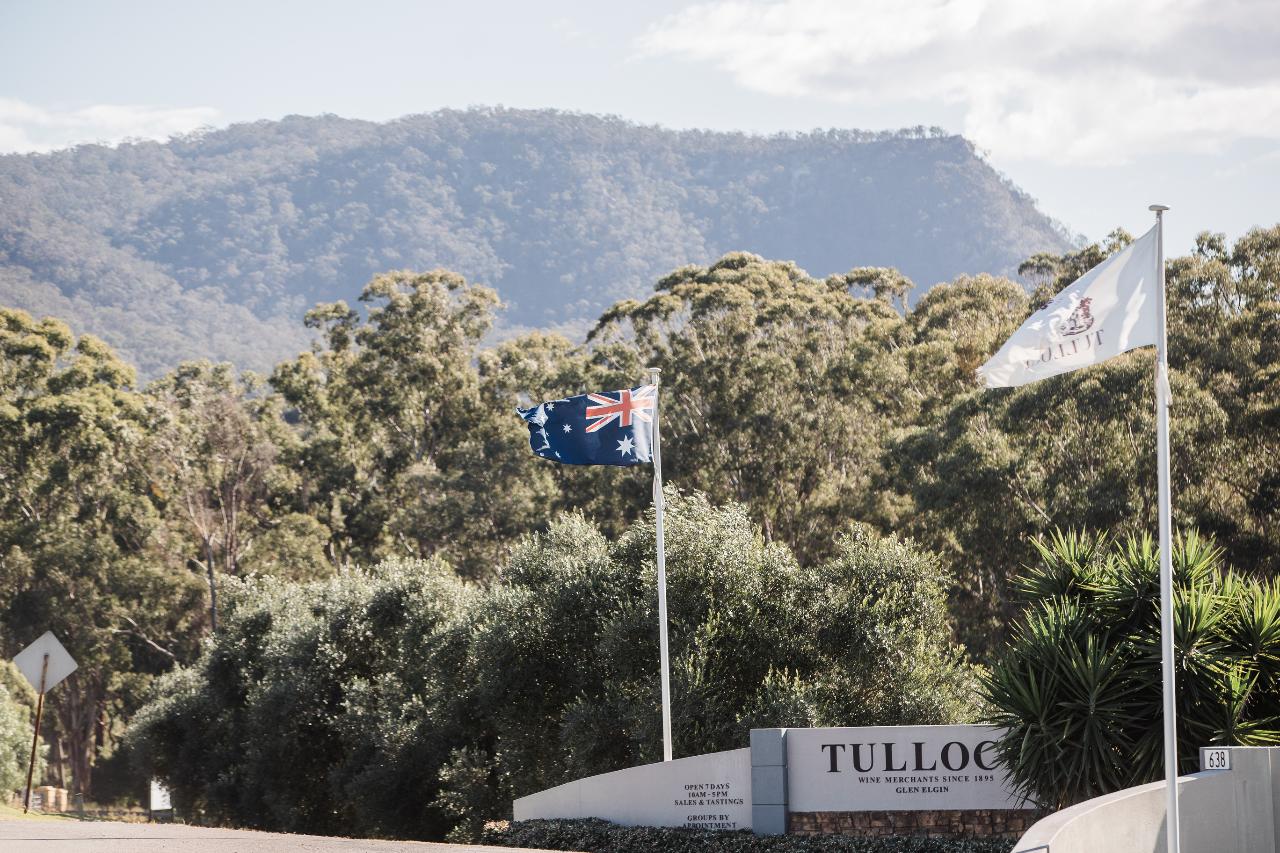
0;661;41;796
1;221;1276;821
270;270;557;576
881;225;1280;647
0;309;205;795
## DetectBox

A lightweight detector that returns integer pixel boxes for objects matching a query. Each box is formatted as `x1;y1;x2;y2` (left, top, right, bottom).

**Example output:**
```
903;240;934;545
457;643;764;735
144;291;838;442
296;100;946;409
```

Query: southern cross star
563;424;572;433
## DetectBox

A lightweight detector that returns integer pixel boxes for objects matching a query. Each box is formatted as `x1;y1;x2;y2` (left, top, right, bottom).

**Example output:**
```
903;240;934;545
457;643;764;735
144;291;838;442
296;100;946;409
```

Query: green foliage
469;493;980;799
0;109;1069;379
985;529;1280;810
587;254;908;562
145;361;322;583
126;556;475;837
271;270;556;576
585;255;1033;566
883;226;1280;654
0;309;206;795
0;660;42;795
2;213;1277;826
127;493;978;840
480;819;1014;853
1164;226;1280;570
883;354;1228;649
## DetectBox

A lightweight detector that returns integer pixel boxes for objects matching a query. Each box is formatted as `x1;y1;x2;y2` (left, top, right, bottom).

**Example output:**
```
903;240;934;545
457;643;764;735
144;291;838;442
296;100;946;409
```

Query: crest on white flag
979;225;1161;388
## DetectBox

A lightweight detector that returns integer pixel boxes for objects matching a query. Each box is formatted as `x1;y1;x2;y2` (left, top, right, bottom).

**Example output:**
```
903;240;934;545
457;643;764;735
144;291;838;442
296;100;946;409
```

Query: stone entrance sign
787;725;1029;812
514;747;751;831
513;724;1031;836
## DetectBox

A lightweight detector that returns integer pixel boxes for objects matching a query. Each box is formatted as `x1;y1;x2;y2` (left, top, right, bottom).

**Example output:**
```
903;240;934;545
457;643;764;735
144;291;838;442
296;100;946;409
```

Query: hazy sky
3;0;1277;254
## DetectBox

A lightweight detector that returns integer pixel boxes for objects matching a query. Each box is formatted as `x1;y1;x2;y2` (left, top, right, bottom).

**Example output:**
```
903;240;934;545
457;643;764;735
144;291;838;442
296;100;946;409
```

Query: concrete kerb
1012;746;1280;853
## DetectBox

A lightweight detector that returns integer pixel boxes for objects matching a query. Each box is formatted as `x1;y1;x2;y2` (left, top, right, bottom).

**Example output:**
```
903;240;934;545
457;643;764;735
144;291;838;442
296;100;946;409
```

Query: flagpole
1150;203;1180;853
648;366;673;762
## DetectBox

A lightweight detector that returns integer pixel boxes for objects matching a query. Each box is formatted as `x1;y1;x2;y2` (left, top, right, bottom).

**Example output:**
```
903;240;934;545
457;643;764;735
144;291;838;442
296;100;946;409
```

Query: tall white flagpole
1150;203;1180;853
648;366;674;762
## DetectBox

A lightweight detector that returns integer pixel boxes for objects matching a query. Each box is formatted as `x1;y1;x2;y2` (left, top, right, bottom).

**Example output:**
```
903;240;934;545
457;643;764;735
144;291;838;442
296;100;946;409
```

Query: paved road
0;819;561;853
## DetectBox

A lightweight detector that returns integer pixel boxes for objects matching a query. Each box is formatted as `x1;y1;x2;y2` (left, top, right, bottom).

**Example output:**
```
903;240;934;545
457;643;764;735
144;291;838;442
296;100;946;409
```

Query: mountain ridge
0;107;1073;377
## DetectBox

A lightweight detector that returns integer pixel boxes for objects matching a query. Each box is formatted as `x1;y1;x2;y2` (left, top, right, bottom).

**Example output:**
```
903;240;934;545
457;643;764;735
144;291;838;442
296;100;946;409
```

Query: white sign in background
150;779;172;811
514;747;751;831
787;725;1032;812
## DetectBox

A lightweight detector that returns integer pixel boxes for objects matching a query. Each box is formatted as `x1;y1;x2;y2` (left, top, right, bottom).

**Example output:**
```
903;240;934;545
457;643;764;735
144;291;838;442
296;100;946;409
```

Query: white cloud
637;0;1280;165
0;99;221;155
551;17;588;42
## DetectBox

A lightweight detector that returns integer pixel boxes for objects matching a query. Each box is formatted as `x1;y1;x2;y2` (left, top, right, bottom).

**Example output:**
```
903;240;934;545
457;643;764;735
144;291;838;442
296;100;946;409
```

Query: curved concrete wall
513;747;752;831
1013;747;1280;853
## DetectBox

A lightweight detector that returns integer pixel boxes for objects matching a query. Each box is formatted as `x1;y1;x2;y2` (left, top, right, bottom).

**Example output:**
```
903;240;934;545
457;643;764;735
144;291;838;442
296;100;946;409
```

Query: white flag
979;225;1161;388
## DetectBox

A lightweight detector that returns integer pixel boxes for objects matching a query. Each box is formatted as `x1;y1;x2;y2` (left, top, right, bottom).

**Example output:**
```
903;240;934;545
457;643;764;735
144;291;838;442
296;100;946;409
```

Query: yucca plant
985;529;1280;809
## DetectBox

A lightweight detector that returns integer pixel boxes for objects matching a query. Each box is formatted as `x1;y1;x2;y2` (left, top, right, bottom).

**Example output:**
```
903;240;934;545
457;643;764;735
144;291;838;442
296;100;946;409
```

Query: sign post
23;654;48;813
12;631;78;813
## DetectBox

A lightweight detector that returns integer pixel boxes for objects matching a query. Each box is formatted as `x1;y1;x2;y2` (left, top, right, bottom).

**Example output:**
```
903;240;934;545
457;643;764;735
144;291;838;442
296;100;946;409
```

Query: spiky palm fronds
984;529;1280;809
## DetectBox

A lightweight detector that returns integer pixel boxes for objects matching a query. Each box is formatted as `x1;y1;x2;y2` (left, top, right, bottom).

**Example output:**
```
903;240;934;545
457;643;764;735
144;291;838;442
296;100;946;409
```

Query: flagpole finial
1149;204;1170;214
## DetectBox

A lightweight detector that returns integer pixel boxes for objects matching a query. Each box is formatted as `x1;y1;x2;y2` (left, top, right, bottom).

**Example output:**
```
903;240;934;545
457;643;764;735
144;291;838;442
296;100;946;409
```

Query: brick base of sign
788;809;1041;839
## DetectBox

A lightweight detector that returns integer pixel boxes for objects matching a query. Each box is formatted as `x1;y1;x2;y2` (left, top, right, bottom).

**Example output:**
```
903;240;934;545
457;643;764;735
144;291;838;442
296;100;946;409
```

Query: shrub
480;818;1014;853
466;493;982;809
127;557;475;838
0;660;42;796
128;492;981;840
985;529;1280;809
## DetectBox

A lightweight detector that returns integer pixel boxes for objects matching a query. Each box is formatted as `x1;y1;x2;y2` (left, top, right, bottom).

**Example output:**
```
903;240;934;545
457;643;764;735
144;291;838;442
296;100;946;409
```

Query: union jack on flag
516;384;657;467
585;386;656;433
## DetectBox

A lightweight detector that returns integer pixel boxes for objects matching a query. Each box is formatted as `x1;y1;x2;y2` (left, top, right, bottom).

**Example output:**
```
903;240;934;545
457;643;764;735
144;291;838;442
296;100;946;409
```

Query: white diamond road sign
13;631;77;693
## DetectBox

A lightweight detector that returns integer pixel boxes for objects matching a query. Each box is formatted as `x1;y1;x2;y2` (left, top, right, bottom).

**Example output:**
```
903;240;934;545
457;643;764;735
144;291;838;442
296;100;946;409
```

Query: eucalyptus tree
882;354;1228;651
880;226;1278;653
271;270;557;578
1163;226;1280;572
146;361;331;607
0;309;204;795
586;253;910;563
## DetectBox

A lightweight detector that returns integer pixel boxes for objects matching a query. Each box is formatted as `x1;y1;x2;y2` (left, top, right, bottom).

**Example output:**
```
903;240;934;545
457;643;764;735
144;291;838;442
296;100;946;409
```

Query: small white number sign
1201;747;1231;771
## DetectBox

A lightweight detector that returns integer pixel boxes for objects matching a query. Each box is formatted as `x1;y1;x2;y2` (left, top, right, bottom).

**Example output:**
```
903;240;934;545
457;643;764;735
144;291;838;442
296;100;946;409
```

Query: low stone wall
790;809;1041;839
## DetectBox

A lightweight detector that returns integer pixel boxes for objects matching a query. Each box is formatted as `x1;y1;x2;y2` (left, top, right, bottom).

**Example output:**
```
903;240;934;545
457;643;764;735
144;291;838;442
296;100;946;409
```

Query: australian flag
517;385;656;466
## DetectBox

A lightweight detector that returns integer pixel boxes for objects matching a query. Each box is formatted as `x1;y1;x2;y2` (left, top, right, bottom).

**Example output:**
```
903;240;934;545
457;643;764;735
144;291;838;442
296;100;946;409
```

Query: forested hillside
0;108;1070;377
